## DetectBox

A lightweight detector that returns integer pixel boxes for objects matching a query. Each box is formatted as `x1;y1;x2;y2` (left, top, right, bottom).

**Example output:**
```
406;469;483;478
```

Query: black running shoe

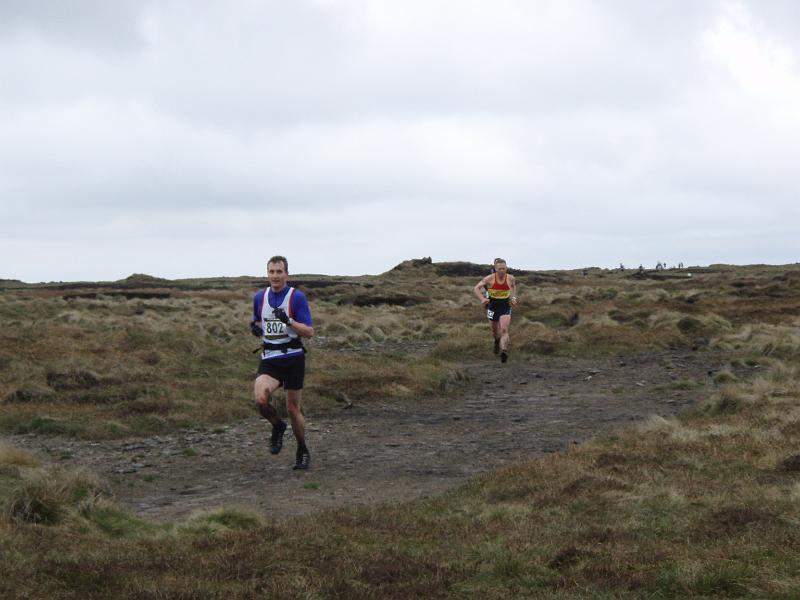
500;351;508;363
292;446;311;470
270;420;287;455
493;338;500;355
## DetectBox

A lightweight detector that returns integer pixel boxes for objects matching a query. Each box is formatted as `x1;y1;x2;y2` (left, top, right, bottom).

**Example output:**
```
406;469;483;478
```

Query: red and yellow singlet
487;273;512;301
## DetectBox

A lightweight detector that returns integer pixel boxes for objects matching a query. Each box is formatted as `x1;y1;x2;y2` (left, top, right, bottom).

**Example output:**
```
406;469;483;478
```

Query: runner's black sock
257;403;279;425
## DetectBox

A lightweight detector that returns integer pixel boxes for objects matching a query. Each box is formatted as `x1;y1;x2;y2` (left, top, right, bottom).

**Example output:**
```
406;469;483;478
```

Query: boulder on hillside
120;273;171;285
390;257;434;271
390;258;531;277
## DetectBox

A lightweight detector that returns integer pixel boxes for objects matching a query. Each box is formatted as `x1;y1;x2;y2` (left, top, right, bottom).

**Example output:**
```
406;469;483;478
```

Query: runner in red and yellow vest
473;258;518;363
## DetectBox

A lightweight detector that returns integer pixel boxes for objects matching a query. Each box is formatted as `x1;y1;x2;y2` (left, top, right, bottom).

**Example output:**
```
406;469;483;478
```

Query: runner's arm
473;276;490;304
289;292;315;338
509;275;519;306
251;291;262;324
288;319;313;338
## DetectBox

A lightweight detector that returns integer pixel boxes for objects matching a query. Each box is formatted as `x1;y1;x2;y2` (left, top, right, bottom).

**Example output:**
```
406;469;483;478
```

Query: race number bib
486;309;495;320
263;319;286;337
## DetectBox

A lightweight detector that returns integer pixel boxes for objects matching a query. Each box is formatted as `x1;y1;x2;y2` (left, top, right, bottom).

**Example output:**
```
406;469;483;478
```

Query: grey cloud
1;1;714;129
0;0;148;50
2;1;800;281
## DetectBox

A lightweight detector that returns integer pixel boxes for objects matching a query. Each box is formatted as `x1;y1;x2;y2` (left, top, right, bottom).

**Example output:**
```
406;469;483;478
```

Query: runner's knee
286;393;302;415
254;385;271;406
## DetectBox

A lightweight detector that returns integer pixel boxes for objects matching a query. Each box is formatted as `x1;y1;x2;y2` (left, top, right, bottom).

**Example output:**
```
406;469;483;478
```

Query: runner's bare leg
498;314;511;352
286;389;306;448
254;374;281;425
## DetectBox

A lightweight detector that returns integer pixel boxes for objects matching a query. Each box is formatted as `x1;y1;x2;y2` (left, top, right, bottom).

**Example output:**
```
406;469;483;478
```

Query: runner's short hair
494;257;506;265
267;255;289;273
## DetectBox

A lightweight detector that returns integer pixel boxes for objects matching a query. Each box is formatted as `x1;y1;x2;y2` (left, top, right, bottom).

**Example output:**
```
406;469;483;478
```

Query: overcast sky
1;1;798;282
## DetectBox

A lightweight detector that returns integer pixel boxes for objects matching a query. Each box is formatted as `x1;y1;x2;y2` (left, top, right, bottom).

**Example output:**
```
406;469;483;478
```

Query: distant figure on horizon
473;258;518;363
250;255;315;470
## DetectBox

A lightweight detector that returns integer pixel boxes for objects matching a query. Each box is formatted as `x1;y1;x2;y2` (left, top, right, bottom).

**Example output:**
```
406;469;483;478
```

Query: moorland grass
2;264;797;438
2;346;799;598
2;263;800;597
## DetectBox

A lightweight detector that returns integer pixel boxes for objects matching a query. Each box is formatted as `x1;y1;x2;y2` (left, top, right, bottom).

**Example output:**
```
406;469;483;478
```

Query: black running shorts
257;354;305;390
486;299;512;322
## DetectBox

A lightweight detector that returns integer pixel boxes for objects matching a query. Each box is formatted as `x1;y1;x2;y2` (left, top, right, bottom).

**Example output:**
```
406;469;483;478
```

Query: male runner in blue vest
250;256;314;470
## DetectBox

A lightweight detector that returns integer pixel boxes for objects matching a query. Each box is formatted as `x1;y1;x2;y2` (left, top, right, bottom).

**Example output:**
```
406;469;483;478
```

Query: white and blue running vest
260;287;303;360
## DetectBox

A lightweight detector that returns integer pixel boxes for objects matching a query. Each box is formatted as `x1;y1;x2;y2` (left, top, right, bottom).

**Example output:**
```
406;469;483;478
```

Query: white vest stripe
260;287;302;360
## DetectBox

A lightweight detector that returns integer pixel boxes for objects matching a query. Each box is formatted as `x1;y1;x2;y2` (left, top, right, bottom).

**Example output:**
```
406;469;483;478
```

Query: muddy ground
6;350;741;521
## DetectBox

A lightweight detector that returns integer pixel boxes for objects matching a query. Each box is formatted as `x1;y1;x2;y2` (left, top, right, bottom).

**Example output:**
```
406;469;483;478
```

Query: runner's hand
481;298;490;306
273;307;290;324
250;321;263;337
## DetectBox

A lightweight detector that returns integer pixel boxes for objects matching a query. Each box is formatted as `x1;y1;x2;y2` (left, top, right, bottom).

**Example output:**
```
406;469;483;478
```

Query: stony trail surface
6;350;736;521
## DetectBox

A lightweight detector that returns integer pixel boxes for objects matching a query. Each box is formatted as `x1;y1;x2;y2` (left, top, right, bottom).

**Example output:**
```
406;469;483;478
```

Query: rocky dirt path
7;350;737;521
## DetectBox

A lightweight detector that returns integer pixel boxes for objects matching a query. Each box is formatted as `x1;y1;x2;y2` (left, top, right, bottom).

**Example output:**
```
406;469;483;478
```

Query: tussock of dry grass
0;442;39;468
711;322;800;359
2;462;105;526
178;506;266;535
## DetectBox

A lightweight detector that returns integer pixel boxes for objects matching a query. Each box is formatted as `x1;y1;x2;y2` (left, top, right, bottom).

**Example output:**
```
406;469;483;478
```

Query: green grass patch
3;415;85;437
88;505;156;538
